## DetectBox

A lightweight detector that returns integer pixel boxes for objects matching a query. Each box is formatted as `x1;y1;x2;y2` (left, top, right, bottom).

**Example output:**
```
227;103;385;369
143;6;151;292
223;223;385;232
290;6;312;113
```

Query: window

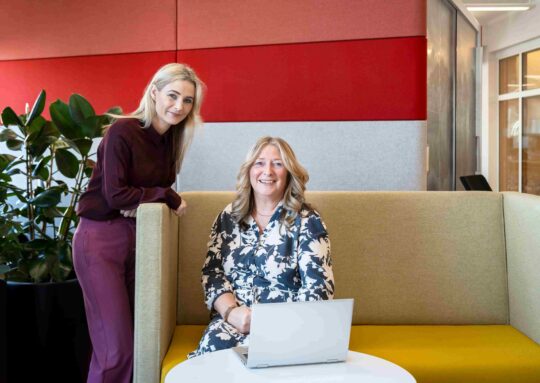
498;48;540;195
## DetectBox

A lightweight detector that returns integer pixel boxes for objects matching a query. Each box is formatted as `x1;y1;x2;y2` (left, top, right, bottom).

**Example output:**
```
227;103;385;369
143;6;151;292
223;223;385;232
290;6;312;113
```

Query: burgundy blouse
77;118;182;220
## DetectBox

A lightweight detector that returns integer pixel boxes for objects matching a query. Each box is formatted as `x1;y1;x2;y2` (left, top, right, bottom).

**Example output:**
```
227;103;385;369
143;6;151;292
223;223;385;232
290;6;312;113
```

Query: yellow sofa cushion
162;325;540;383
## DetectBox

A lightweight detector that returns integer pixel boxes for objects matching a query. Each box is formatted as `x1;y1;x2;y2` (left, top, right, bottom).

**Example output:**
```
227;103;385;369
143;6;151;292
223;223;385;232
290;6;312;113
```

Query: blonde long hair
231;137;309;226
108;63;205;172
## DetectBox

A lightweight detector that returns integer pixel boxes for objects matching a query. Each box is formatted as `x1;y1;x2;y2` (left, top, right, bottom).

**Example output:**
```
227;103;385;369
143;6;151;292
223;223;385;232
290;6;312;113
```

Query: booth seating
133;191;540;383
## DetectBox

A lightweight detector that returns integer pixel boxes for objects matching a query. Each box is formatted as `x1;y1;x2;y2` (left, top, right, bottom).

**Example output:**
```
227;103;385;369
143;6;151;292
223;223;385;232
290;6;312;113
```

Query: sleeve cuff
206;288;234;311
166;189;182;210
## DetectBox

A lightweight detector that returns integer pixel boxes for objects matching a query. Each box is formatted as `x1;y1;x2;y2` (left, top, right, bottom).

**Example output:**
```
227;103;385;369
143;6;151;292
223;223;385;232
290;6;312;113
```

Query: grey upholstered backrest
503;192;540;343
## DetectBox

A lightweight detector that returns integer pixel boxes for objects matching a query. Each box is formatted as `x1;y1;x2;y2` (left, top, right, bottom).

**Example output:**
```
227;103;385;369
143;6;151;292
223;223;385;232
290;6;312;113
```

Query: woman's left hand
120;209;137;218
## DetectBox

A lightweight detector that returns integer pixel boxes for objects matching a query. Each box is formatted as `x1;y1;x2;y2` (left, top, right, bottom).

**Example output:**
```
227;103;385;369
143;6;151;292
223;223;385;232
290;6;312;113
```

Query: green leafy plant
0;90;119;282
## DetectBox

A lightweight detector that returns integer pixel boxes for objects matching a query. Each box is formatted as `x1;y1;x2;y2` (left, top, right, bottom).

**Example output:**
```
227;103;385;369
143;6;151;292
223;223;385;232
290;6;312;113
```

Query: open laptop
232;298;354;368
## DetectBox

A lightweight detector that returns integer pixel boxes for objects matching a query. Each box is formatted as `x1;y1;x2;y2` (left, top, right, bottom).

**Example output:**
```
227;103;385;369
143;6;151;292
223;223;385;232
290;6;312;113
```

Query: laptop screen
244;298;354;368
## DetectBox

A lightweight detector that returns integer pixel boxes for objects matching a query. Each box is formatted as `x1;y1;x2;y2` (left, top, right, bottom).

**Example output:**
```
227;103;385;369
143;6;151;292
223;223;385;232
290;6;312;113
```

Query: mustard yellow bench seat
134;192;540;383
162;325;540;383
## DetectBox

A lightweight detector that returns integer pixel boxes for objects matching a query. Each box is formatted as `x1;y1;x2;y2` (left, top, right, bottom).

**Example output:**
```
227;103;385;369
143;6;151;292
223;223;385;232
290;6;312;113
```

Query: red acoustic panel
178;0;426;49
0;52;176;118
178;38;427;122
0;0;176;60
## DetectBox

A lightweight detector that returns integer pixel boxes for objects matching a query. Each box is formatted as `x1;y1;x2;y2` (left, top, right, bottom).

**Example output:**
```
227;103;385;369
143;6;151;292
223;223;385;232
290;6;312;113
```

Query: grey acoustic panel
177;121;427;192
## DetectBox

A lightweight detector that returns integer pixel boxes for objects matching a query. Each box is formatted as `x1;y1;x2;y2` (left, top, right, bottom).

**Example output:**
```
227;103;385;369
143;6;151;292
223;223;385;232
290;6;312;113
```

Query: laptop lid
245;298;354;368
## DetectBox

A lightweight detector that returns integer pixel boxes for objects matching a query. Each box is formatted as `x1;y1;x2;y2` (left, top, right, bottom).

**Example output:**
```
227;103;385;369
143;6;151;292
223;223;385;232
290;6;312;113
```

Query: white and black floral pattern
188;201;334;358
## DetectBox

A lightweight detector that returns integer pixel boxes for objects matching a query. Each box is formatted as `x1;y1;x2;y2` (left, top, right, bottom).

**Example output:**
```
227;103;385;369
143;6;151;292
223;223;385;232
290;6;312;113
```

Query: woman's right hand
227;306;252;334
174;198;188;217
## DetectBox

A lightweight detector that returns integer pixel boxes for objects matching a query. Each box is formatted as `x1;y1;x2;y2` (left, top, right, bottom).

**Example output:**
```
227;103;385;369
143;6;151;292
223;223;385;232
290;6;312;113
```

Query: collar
145;124;170;146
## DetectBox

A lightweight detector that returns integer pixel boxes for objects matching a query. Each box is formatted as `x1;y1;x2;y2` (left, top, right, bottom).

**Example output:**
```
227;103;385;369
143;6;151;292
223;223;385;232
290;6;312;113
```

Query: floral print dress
189;201;334;358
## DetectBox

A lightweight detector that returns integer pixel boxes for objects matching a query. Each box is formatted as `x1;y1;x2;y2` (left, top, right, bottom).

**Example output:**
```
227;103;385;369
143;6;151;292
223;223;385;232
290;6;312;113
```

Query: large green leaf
27;115;47;141
55;148;79;178
80;115;104;138
6;139;23;150
40;206;63;218
0;173;10;183
0;154;16;172
57;205;75;241
9;188;27;203
53;179;68;190
59;136;78;152
50;241;72;281
52;137;70;150
32;156;51;180
61;136;92;156
26;90;46;127
0;173;11;183
69;94;95;124
30;188;62;207
25;239;50;250
26;117;52;156
106;106;123;116
1;107;24;128
73;138;92;156
0;128;18;141
42;120;60;139
29;257;49;283
50;100;79;139
6;158;25;171
50;262;71;282
6;168;22;176
29;144;49;158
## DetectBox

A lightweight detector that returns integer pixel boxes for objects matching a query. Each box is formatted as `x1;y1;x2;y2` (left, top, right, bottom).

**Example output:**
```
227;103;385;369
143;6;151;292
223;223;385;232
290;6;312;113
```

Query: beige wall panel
0;0;176;60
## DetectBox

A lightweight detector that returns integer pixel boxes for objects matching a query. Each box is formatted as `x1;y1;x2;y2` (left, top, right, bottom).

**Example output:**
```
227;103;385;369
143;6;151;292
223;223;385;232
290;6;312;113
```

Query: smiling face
151;79;195;134
249;144;289;204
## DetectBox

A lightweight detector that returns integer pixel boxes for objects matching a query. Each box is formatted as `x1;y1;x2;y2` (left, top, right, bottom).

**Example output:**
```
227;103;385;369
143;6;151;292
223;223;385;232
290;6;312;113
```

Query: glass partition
523;96;540;194
498;47;540;195
499;99;519;191
427;0;455;191
455;13;477;190
499;55;519;94
523;49;540;91
427;0;478;191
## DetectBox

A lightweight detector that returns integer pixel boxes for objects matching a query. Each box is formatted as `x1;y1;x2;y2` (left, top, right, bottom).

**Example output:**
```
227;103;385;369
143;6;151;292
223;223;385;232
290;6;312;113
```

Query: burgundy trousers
73;216;136;383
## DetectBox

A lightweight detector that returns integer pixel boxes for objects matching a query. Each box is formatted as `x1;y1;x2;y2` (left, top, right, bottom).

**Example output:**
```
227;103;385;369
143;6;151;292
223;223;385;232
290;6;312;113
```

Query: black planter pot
6;278;91;383
0;279;6;383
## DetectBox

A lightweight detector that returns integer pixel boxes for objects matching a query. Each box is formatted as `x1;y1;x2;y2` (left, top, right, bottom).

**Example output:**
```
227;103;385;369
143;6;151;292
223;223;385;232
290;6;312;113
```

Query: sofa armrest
134;203;179;383
503;192;540;344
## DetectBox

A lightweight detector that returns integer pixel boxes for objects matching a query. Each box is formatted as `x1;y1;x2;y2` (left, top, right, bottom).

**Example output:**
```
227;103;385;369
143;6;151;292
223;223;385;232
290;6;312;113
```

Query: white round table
165;350;416;383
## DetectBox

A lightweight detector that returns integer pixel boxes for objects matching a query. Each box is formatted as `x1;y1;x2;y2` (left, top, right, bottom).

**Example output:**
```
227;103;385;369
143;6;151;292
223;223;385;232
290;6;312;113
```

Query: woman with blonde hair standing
74;63;204;382
190;136;334;357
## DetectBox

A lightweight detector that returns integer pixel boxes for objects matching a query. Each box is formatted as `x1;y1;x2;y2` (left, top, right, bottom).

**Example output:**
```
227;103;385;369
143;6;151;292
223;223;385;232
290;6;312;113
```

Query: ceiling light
464;0;534;11
467;5;531;10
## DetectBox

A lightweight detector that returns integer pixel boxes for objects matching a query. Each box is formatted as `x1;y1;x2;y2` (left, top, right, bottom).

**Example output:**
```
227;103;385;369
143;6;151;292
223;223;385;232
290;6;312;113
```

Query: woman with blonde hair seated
189;136;334;357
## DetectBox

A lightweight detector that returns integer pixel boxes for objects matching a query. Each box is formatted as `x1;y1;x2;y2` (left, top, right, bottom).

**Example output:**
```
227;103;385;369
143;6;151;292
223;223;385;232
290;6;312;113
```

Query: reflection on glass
499;100;519;191
523;49;540;91
523;96;540;195
499;55;519;94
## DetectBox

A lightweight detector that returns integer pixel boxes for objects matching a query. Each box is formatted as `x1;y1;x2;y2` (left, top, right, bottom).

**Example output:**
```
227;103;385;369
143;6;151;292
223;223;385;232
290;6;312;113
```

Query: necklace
254;201;279;218
255;210;273;217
